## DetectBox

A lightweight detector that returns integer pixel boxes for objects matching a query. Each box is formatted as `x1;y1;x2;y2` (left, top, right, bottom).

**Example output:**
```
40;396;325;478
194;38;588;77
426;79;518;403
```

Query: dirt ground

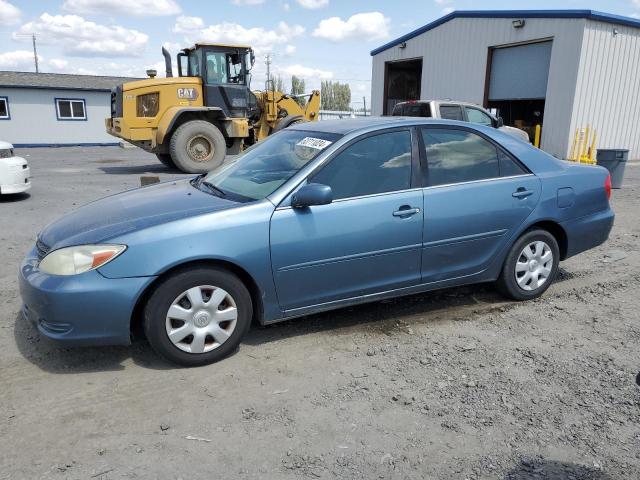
1;147;638;480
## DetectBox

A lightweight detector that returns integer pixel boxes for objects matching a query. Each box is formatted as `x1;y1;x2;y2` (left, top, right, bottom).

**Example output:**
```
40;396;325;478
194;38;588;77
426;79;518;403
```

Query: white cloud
16;13;148;57
232;0;265;4
174;18;305;54
313;12;389;42
296;0;328;8
0;50;39;69
277;64;333;80
442;6;454;15
284;44;296;55
282;2;290;11
48;58;69;70
434;0;451;4
0;0;20;25
62;0;181;16
173;15;204;33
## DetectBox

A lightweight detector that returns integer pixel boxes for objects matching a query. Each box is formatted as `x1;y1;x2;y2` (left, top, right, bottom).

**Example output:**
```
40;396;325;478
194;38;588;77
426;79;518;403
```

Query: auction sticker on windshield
296;137;333;150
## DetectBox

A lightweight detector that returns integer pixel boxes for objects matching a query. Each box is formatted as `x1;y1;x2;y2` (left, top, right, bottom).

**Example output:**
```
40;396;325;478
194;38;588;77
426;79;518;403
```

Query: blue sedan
19;118;614;366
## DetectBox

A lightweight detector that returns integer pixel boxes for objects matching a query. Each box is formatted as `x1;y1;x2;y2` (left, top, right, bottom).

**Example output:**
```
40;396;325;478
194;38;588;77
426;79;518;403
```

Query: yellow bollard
569;128;580;161
534;124;542;148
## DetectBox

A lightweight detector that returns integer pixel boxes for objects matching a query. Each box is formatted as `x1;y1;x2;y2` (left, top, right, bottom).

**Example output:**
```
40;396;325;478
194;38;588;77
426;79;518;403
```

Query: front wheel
144;267;253;366
169;120;227;174
496;229;559;301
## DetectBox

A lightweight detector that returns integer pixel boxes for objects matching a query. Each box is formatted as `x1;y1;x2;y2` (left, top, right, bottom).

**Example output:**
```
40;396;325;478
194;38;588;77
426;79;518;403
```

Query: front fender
97;200;283;322
156;107;225;145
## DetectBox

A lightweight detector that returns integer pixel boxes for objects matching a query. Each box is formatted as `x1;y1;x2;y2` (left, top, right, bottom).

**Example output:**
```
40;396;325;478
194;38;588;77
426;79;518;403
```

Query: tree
320;80;351;111
291;75;306;106
274;75;286;93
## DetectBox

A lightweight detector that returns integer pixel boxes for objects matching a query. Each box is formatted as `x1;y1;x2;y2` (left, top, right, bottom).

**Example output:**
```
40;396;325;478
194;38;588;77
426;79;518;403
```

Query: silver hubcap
187;135;214;162
165;285;237;354
515;241;554;291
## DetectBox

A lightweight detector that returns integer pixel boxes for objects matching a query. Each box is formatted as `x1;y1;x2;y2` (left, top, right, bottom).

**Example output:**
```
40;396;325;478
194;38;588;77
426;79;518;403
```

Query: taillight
604;174;612;200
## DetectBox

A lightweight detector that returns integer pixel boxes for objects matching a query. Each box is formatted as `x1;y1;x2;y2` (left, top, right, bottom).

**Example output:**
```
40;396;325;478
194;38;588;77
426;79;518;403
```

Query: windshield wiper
190;175;227;198
201;181;227;198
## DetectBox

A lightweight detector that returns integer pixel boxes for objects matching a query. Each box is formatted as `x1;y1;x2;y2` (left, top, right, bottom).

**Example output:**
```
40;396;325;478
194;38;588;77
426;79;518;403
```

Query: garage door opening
384;58;422;115
485;40;552;143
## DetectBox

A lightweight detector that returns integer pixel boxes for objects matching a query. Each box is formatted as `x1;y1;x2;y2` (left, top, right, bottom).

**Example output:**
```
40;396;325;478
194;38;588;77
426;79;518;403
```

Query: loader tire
273;115;304;132
169;120;226;174
156;153;176;169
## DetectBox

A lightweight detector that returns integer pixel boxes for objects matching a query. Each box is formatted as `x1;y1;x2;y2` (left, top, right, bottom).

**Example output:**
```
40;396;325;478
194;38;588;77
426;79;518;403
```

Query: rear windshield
392;103;431;117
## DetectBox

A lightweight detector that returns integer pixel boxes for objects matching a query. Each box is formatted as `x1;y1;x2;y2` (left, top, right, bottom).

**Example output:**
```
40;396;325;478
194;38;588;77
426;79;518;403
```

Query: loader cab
178;43;256;118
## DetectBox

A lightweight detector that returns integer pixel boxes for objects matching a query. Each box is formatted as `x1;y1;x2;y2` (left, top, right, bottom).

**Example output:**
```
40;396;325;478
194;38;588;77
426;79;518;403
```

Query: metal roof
371;9;640;56
0;71;141;92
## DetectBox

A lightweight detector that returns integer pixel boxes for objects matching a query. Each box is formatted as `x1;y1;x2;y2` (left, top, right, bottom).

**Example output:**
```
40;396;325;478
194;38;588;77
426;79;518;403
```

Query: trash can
597;149;628;189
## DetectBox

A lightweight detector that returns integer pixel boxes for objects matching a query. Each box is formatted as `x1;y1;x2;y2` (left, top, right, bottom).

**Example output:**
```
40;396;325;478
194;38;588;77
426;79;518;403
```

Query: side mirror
291;183;333;208
496;116;504;128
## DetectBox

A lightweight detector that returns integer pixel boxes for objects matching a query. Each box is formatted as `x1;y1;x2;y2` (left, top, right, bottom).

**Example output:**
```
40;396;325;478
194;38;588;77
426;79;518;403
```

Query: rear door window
421;128;499;186
438;105;464;121
498;150;528;176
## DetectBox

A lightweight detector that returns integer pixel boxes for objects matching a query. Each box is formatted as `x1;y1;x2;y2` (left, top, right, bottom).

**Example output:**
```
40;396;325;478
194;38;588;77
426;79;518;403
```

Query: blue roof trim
371;9;640;56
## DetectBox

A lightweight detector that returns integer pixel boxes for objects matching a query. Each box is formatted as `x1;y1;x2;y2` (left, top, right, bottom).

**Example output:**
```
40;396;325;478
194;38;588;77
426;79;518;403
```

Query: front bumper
19;246;155;347
1;165;30;194
105;117;155;147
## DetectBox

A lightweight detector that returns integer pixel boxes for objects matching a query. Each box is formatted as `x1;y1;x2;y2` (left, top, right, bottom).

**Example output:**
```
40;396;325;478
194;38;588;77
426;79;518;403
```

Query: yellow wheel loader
105;44;320;173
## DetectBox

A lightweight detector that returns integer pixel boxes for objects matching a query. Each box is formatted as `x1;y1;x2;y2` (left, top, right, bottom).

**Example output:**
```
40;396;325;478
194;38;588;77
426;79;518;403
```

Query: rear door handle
393;207;420;218
512;188;534;199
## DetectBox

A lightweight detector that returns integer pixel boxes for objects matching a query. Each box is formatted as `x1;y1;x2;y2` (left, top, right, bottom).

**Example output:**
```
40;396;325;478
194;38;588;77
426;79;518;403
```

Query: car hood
39;179;239;248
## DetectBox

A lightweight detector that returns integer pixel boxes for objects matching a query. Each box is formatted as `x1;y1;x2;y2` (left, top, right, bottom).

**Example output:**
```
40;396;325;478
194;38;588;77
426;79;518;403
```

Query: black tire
144;267;252;367
169;120;227;174
273;115;304;132
156;153;176;169
496;229;560;301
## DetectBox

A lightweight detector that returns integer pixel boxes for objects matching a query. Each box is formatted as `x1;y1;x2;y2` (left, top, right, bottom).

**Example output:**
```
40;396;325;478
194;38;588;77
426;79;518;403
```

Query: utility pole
32;33;39;73
363;96;367;116
264;54;272;91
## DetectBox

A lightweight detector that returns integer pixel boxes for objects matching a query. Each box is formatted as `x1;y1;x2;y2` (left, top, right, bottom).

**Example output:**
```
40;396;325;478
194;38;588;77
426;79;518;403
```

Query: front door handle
393;206;421;218
512;188;534;199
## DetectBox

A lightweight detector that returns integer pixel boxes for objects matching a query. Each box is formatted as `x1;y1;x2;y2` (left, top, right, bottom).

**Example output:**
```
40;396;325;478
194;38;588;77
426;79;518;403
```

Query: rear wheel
496;229;559;301
169;120;227;174
144;267;252;366
155;153;176;169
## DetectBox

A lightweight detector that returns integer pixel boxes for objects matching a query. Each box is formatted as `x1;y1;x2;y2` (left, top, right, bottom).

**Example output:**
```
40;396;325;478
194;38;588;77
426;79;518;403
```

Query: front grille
35;239;50;260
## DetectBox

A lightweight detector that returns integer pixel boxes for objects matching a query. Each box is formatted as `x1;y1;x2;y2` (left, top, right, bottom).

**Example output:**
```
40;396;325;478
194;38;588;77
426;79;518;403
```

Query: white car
0;141;30;194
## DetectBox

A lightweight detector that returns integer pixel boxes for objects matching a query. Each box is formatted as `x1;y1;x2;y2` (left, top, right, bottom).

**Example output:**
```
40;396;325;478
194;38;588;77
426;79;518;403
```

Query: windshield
201;130;341;202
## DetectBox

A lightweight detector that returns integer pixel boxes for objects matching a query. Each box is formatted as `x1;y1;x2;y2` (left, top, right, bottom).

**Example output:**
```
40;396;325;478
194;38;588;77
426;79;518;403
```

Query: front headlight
136;92;159;117
39;244;126;276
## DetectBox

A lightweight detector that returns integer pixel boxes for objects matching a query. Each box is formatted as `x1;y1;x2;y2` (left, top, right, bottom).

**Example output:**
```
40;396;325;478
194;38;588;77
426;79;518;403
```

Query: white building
0;72;137;147
370;10;640;159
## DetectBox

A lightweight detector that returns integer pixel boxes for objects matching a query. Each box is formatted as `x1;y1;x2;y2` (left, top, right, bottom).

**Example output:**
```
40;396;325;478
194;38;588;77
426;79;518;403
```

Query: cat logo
177;88;198;100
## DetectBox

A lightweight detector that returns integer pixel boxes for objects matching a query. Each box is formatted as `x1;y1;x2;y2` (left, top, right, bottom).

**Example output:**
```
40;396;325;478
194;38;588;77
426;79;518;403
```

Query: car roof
289;117;473;135
0;140;13;149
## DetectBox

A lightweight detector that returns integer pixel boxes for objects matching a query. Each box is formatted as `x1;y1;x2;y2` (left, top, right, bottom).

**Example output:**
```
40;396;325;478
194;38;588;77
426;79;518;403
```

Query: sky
0;0;639;109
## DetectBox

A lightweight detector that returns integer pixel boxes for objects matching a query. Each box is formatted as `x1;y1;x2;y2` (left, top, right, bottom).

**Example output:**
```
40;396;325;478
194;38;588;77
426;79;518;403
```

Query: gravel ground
0;147;638;480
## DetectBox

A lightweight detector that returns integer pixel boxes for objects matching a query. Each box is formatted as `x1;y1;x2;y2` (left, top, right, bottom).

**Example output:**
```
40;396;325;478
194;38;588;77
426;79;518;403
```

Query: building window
0;97;9;120
55;98;86;120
